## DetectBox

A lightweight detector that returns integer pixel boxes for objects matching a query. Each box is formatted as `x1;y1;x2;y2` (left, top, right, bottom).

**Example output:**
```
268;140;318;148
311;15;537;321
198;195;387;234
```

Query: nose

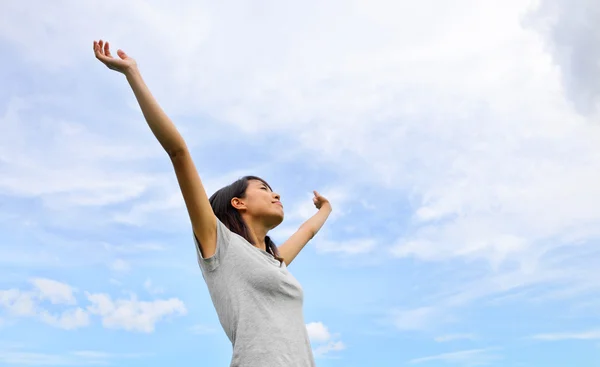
273;192;280;201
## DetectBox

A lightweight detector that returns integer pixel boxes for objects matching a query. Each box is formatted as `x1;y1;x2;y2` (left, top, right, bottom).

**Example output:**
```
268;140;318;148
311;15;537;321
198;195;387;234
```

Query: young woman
93;40;332;367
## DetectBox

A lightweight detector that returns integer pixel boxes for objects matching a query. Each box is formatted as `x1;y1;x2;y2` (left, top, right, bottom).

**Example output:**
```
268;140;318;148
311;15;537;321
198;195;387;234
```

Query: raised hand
312;191;331;210
93;39;137;75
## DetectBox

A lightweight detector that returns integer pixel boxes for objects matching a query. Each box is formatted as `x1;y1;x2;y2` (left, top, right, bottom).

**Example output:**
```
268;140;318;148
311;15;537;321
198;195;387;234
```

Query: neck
242;215;269;251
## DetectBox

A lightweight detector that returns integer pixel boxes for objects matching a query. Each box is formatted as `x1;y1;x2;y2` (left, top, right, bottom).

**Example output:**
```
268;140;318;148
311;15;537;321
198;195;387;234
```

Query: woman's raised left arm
278;191;332;266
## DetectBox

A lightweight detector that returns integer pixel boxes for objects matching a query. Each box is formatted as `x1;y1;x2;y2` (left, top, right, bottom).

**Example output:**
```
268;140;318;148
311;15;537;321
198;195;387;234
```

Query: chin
267;213;284;229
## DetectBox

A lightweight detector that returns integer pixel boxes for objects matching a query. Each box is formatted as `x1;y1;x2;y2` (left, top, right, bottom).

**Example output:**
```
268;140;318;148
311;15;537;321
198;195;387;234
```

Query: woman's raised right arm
93;40;218;258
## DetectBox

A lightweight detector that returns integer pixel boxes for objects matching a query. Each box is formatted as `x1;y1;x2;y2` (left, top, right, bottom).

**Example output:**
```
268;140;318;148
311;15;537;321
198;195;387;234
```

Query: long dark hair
208;175;283;262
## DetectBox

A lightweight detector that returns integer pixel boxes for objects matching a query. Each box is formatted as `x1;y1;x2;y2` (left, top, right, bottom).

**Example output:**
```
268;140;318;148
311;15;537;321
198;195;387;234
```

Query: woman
93;40;332;367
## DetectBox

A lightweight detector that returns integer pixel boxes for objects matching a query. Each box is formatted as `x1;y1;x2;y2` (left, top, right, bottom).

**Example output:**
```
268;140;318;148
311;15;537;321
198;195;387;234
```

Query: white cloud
0;347;147;366
0;97;159;207
102;242;166;254
526;0;600;115
69;350;148;359
68;351;113;359
143;279;164;295
306;322;332;343
391;307;441;332
313;341;346;358
30;278;77;305
110;259;130;273
0;289;37;317
38;308;90;330
0;350;81;366
531;330;600;341
1;1;600;361
86;292;187;333
435;334;477;343
306;322;345;357
315;238;377;256
0;285;87;330
189;324;217;335
112;192;186;227
410;348;500;365
0;279;185;333
2;0;596;270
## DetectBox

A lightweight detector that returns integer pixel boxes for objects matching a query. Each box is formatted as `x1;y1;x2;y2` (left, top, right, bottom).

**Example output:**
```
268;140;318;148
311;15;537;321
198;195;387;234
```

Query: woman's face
236;179;284;227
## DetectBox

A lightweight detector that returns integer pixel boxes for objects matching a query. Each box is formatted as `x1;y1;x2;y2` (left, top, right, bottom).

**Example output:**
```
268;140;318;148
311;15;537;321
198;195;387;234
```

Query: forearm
299;204;332;238
125;68;186;155
278;205;331;265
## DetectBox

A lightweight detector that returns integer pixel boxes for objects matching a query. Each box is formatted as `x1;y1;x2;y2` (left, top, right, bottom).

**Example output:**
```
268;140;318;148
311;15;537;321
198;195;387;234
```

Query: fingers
93;39;112;60
104;41;112;58
93;40;101;56
93;39;130;63
94;40;105;59
117;49;128;60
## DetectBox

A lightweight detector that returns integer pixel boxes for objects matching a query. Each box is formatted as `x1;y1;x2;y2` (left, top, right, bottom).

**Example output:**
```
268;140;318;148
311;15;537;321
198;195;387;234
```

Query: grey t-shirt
195;219;316;367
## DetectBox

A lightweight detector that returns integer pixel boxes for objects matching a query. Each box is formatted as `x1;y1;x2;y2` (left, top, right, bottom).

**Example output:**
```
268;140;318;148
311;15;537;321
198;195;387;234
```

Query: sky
0;0;599;366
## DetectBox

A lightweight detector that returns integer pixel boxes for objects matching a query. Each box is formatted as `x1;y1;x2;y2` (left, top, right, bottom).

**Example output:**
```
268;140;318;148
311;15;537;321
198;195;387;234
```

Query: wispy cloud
313;341;346;359
531;330;600;341
143;279;164;296
189;324;217;335
0;347;148;366
390;307;442;332
315;238;378;256
410;348;500;365
435;334;477;343
109;259;130;273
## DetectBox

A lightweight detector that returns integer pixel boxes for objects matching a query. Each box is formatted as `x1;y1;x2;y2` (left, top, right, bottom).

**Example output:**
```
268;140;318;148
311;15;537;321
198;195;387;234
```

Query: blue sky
1;0;600;366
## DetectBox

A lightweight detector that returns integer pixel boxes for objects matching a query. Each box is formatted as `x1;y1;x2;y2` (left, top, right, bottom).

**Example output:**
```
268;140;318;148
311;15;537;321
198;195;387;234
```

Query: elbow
305;226;317;240
297;224;317;240
166;145;188;159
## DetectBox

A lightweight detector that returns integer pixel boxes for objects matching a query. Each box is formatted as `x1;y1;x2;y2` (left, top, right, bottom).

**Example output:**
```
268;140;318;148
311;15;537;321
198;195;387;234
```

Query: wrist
320;203;332;213
123;65;141;79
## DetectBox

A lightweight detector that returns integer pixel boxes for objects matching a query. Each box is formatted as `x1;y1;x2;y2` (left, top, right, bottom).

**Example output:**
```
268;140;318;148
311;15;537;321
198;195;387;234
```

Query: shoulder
195;218;236;272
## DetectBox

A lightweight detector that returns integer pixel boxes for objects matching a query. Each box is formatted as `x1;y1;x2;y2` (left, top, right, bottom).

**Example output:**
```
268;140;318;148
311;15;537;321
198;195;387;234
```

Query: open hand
312;191;331;210
93;40;137;75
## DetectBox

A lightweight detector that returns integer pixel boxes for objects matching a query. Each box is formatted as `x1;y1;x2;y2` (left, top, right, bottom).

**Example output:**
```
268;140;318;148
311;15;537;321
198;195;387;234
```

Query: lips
274;201;283;208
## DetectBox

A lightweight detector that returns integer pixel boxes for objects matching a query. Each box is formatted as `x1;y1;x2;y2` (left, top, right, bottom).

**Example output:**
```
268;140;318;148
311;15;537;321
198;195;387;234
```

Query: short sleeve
194;218;232;272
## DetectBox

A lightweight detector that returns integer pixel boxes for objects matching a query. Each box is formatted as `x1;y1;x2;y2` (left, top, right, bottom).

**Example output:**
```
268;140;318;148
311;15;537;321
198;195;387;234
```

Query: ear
231;197;247;211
